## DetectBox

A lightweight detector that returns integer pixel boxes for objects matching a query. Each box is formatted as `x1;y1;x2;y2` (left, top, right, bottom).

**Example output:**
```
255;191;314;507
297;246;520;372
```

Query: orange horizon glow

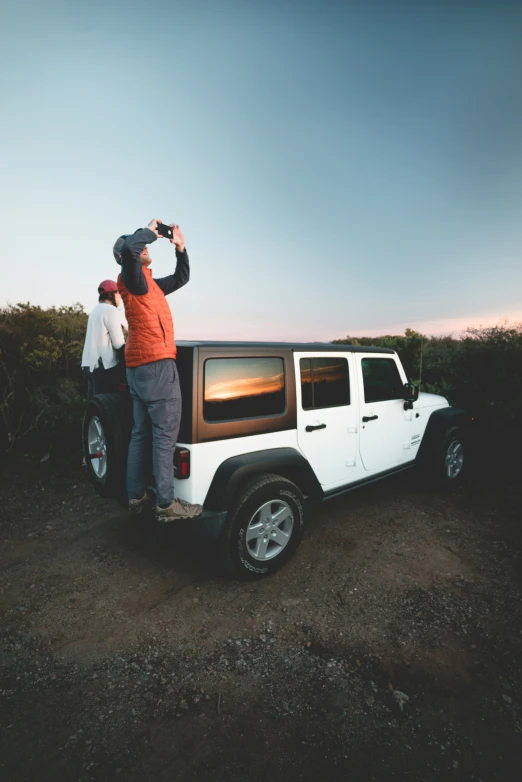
206;363;346;402
205;372;284;402
346;312;522;339
179;312;522;343
301;362;346;384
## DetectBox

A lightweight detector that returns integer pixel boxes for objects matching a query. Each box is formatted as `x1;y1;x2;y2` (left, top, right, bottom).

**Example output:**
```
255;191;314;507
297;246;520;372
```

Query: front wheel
217;473;306;580
439;426;466;488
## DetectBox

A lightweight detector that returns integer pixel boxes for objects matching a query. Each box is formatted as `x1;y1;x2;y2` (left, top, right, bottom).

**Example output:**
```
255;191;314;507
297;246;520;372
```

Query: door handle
305;423;327;432
362;415;378;422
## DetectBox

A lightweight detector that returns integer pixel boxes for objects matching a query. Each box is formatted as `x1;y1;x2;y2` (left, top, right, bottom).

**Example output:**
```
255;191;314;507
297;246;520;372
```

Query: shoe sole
155;511;202;523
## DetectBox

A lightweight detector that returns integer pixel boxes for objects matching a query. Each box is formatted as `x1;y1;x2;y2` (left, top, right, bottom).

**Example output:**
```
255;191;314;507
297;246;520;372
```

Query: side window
204;357;285;422
300;357;350;410
361;358;404;403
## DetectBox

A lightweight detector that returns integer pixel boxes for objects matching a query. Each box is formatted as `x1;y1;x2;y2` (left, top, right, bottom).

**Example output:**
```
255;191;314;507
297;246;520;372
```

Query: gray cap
113;234;130;265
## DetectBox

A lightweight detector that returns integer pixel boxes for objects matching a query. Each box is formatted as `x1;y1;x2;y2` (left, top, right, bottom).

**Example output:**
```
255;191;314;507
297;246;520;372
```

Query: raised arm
154;225;190;296
154;248;190;295
120;226;158;295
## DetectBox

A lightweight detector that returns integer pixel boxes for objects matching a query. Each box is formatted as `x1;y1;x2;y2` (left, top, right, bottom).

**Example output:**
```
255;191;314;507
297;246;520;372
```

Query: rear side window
300;357;350;409
204;357;285;422
362;358;404;403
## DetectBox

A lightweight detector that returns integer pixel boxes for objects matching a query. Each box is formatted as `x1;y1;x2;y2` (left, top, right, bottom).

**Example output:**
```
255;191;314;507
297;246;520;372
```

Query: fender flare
203;447;322;511
416;406;472;467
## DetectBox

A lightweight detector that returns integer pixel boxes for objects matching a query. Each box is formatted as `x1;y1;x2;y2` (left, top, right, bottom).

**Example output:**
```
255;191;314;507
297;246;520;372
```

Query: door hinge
347;426;358;433
346;458;356;467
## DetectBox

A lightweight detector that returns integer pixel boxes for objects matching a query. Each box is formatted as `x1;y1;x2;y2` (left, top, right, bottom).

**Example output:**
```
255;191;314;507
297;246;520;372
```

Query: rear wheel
217;473;306;579
83;393;131;502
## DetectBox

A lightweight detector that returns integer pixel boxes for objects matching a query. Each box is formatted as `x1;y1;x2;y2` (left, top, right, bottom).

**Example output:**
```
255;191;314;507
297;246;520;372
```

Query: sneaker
128;491;153;515
155;498;203;523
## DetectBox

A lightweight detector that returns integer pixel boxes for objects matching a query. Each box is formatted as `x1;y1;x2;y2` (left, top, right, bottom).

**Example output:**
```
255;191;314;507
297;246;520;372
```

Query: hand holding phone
170;224;185;251
147;218;161;236
156;222;173;239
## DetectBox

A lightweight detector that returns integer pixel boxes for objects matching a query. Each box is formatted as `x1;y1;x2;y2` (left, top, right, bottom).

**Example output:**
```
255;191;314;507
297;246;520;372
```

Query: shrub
333;322;522;419
0;303;87;450
1;302;521;457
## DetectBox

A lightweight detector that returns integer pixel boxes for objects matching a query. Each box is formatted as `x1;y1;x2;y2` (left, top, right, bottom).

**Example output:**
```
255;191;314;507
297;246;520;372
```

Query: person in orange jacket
113;219;201;522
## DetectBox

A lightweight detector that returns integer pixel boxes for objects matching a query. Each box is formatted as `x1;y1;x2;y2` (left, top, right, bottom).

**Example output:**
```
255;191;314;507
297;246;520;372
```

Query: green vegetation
0;303;87;452
1;303;521;454
332;323;522;422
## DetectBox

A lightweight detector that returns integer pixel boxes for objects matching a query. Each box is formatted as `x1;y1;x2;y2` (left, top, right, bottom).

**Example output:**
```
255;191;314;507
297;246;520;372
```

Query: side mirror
403;382;419;403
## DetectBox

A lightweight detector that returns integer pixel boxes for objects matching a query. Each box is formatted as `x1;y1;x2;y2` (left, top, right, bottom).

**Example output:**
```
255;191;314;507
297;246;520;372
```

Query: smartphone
156;223;173;239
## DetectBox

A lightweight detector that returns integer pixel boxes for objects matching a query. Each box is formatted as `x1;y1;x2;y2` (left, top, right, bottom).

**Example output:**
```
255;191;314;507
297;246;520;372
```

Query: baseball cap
113;234;130;265
98;280;119;294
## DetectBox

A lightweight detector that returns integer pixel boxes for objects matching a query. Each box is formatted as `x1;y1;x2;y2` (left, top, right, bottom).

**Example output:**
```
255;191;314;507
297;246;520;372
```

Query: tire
437;426;466;488
82;393;131;501
217;473;306;580
0;411;9;456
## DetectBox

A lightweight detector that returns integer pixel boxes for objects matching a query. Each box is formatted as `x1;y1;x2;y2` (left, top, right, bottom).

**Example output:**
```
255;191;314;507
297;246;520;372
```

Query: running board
319;461;416;503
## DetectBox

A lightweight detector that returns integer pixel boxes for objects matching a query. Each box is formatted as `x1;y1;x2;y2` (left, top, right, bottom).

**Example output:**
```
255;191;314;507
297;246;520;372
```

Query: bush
1;302;521;460
0;303;88;451
333;321;522;421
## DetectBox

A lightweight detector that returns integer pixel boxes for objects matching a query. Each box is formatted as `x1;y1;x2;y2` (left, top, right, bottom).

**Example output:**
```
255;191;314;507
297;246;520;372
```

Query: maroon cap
98;279;119;294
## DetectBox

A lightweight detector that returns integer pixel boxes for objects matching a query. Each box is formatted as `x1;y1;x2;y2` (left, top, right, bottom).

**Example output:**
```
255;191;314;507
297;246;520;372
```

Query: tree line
1;303;521;454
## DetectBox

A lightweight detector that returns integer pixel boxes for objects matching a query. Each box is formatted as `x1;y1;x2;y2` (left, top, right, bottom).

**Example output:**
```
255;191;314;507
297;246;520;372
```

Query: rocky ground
1;453;521;781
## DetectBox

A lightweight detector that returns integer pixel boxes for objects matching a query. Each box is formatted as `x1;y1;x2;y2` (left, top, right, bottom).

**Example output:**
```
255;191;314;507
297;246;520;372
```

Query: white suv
83;342;470;578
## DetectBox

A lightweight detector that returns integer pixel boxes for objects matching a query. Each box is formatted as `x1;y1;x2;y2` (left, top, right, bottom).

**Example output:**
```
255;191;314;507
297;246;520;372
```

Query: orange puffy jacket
118;267;176;368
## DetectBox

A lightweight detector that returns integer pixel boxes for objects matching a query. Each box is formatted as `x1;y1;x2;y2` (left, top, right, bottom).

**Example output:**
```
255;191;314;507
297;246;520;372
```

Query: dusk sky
2;0;521;340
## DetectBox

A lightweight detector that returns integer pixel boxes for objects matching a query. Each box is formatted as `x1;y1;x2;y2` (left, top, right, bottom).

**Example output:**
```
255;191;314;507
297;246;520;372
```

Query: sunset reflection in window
300;357;350;409
204;358;286;422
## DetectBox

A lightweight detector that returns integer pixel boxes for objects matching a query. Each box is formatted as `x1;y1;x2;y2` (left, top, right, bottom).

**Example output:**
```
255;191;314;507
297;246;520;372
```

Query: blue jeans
125;359;181;506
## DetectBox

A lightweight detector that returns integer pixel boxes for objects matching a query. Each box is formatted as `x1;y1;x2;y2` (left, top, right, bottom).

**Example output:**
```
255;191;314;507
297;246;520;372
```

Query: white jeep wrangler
83;342;469;578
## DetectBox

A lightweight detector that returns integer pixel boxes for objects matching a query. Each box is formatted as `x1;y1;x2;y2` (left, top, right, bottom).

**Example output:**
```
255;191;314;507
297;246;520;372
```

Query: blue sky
2;0;521;340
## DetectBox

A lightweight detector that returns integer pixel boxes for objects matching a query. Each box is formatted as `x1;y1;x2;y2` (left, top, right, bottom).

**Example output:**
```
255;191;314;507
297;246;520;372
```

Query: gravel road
1;455;521;781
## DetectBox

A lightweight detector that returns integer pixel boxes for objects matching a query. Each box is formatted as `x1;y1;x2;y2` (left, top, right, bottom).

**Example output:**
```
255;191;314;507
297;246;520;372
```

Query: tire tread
218;472;305;580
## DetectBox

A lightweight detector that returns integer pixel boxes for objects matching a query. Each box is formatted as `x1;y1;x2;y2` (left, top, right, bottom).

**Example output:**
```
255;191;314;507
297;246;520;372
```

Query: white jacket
81;303;128;372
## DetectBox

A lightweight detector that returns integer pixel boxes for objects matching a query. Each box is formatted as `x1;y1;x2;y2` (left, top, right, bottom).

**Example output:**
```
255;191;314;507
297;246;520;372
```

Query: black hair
98;291;118;307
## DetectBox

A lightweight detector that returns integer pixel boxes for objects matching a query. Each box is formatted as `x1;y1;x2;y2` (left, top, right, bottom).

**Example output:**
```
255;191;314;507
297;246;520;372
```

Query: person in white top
81;279;128;398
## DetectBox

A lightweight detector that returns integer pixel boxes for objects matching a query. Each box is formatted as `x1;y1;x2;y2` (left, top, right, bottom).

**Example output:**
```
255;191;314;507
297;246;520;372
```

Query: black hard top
177;341;395;355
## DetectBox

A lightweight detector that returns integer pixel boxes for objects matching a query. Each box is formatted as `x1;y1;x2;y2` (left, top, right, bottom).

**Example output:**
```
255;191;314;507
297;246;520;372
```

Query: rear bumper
176;508;227;544
143;483;227;543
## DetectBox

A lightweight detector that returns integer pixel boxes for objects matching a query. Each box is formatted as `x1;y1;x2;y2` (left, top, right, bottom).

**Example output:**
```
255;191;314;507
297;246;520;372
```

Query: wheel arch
203;447;322;511
416;406;472;467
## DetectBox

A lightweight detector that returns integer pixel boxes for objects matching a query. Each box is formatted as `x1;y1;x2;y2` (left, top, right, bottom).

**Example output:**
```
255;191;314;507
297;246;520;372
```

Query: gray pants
126;359;181;506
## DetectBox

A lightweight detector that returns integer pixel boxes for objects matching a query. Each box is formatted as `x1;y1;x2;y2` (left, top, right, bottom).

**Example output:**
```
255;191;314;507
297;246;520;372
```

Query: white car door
356;354;413;473
295;352;358;489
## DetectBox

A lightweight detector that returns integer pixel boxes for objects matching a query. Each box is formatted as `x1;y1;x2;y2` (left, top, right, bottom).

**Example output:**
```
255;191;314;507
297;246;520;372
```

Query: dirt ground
1;453;521;782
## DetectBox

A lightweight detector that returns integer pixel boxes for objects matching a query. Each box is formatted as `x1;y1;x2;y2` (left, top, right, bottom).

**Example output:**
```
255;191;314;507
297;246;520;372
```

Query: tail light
174;447;190;479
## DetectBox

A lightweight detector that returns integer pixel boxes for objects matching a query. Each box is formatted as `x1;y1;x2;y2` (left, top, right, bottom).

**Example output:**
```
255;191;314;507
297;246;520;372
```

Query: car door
295;352;358;488
356;354;412;473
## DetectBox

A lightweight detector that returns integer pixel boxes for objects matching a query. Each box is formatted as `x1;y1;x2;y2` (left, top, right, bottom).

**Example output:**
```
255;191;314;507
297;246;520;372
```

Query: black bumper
176;508;227;544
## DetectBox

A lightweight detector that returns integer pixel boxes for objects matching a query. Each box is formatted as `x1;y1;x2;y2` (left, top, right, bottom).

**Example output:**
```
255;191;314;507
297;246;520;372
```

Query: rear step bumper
175;508;227;544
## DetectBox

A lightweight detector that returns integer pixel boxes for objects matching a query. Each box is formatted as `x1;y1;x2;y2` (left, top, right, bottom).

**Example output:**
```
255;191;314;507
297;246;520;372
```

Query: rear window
362;358;404;403
300;357;350;409
204;357;286;422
